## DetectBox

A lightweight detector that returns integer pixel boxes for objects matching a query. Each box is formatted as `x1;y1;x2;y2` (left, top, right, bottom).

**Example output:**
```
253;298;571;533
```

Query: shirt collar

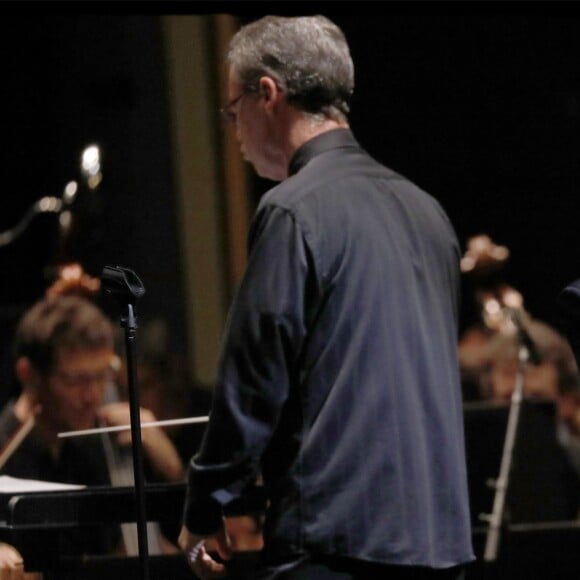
288;128;359;176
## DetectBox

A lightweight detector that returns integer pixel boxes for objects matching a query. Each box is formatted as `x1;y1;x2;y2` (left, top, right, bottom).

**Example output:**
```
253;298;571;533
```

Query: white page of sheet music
0;475;86;493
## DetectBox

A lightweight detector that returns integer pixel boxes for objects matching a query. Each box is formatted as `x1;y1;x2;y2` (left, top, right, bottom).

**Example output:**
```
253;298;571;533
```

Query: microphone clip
101;266;146;332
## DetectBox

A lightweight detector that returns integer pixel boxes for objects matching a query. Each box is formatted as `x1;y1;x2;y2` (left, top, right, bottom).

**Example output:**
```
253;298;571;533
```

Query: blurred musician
459;235;580;490
458;234;512;400
0;267;184;575
483;316;580;485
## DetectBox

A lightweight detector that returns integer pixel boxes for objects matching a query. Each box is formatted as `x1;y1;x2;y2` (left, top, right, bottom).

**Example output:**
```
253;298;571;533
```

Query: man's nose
81;381;105;404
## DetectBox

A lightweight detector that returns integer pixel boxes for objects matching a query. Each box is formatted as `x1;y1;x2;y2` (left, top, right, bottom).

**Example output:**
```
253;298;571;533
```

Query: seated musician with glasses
0;293;185;574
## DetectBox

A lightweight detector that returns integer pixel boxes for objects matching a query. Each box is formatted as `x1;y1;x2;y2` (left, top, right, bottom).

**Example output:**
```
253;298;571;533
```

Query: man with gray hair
179;15;474;579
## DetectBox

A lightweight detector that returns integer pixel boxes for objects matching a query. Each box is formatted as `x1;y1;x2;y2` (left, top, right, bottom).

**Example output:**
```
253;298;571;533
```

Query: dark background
340;9;580;331
1;6;580;400
0;14;184;403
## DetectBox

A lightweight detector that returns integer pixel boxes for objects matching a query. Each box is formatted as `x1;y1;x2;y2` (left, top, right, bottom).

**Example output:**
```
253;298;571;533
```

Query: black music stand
101;265;150;580
0;482;191;579
464;393;580;580
0;481;267;579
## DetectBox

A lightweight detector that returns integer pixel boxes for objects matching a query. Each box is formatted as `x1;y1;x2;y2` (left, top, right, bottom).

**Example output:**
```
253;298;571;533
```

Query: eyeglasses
220;85;259;123
52;367;115;389
219;93;246;124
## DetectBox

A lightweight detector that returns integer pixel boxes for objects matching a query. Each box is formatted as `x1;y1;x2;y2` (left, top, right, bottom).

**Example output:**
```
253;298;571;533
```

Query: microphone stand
0;145;101;250
101;266;149;580
482;314;533;564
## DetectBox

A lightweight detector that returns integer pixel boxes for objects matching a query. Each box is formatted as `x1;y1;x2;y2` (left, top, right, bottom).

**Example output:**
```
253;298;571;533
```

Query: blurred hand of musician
178;524;232;579
12;389;41;426
97;402;184;482
0;543;42;580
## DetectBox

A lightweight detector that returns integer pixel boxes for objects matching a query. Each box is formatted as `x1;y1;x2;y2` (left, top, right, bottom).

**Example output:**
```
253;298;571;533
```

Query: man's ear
258;76;281;105
15;357;41;392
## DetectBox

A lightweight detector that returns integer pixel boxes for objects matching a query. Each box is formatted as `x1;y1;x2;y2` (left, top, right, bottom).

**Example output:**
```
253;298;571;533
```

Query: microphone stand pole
101;266;149;580
482;330;531;563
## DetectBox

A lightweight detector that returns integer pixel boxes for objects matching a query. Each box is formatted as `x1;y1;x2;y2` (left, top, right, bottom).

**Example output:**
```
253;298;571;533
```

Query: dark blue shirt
183;129;475;568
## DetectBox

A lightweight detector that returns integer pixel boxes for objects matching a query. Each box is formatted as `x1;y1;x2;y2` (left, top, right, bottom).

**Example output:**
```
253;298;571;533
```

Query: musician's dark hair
14;294;114;375
227;15;354;122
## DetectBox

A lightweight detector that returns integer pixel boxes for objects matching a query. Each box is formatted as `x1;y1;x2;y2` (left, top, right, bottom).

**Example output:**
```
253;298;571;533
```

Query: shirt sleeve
182;204;311;535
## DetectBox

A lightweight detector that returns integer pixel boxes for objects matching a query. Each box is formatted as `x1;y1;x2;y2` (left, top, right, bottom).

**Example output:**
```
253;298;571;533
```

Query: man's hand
178;524;232;579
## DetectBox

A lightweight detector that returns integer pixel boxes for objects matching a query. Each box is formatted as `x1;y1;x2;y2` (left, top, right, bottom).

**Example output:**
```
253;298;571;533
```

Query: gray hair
227;15;355;122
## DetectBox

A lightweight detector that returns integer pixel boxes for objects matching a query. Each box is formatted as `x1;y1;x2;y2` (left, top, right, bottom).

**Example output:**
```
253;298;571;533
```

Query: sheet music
0;475;86;493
